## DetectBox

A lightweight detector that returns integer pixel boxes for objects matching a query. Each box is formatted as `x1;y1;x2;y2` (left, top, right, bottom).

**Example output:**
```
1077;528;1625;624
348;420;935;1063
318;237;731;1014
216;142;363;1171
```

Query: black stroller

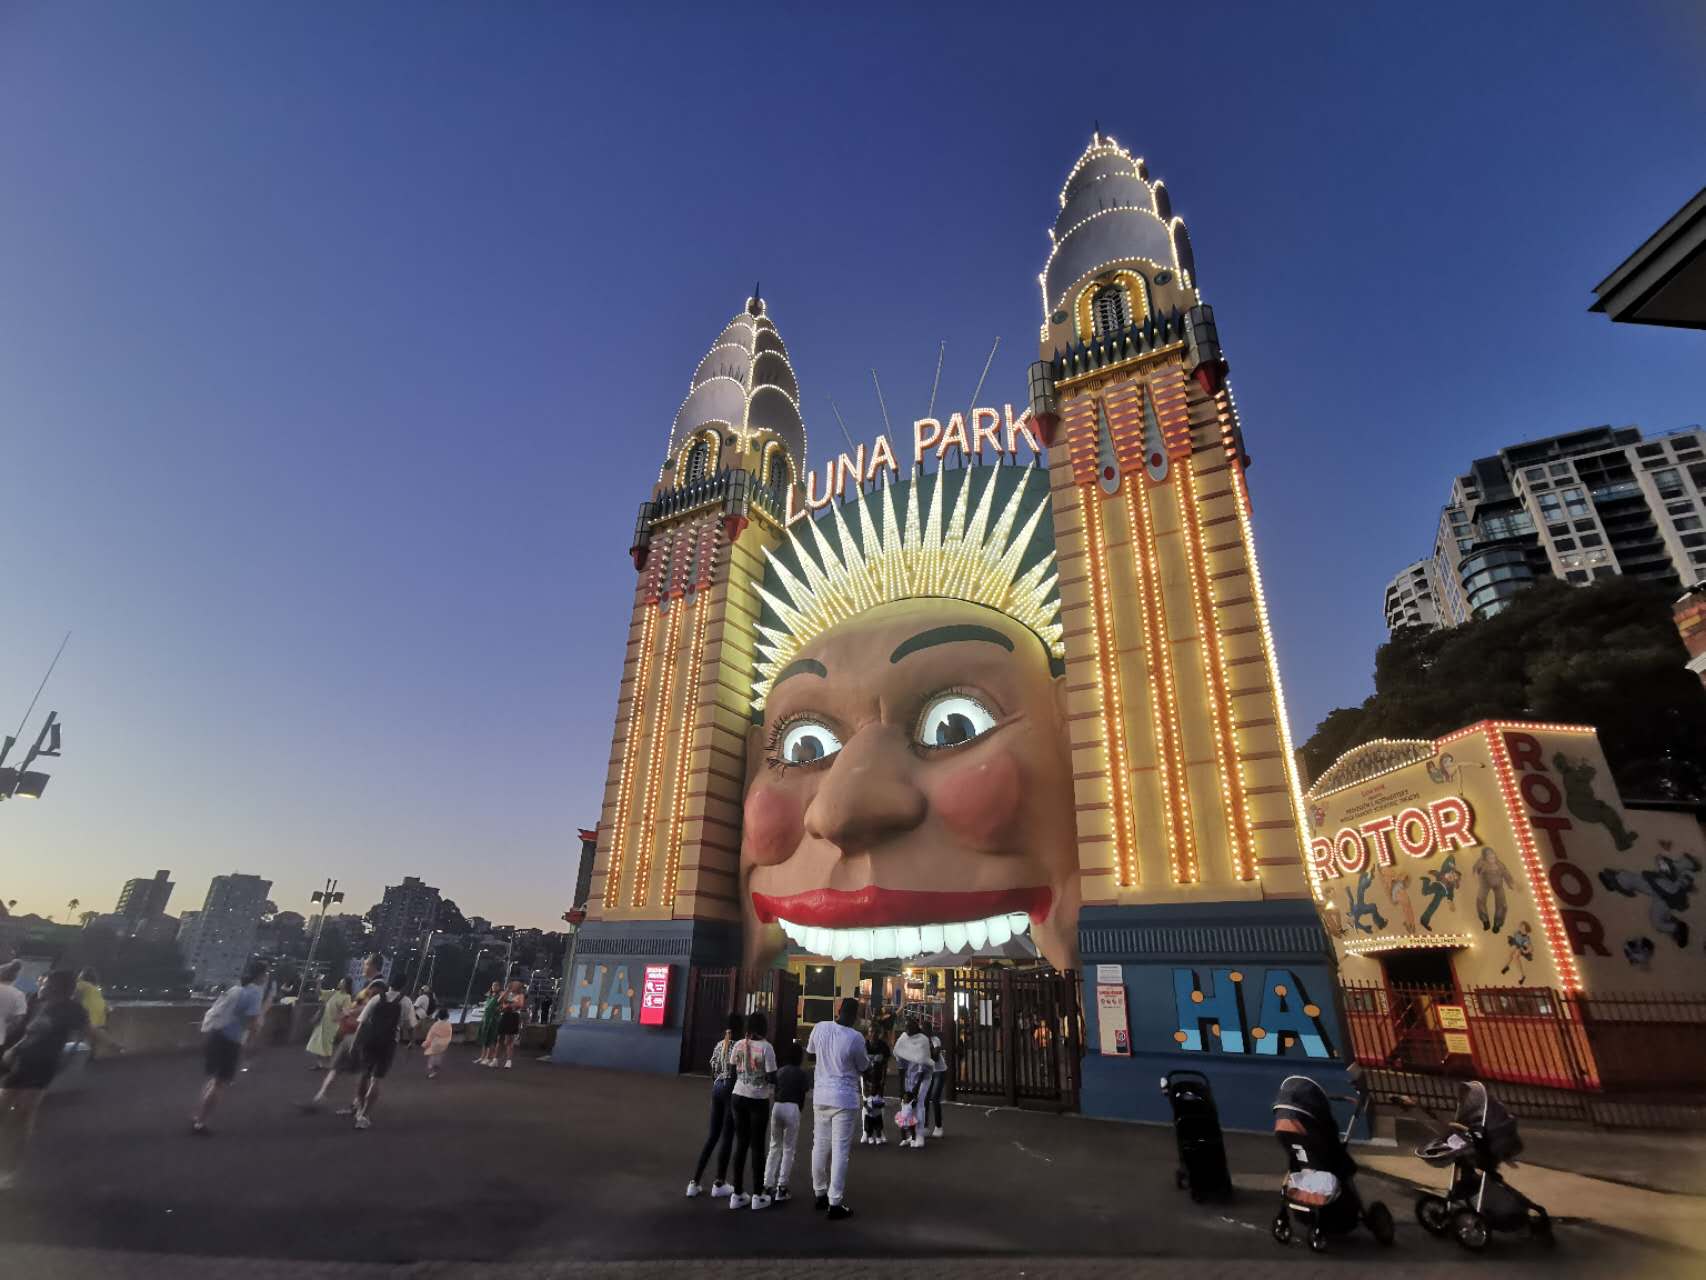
1159;1069;1232;1201
1271;1074;1395;1252
1414;1080;1551;1250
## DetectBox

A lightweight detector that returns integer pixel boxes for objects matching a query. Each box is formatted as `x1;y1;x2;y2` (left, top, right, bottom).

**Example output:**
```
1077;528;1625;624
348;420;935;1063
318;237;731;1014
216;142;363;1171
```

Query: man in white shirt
806;997;869;1220
0;961;29;1048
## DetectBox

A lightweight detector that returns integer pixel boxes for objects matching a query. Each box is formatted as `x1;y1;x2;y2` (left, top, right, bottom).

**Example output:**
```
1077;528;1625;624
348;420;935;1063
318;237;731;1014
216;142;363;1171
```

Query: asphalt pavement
0;1046;1693;1278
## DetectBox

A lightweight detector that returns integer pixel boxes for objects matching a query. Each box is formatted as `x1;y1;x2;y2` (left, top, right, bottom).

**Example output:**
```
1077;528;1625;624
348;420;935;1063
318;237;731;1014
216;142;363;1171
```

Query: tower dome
1039;134;1198;329
666;294;806;480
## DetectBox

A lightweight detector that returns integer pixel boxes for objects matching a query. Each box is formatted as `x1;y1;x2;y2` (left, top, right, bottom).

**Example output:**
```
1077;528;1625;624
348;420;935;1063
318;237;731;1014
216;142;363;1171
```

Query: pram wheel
1453;1208;1490;1251
1271;1208;1291;1245
1308;1226;1329;1253
1415;1193;1451;1237
1175;1166;1188;1190
1365;1199;1395;1246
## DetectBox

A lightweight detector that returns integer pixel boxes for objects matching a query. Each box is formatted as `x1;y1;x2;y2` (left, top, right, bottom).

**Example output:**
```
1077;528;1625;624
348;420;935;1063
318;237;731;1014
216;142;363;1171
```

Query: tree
1301;576;1706;798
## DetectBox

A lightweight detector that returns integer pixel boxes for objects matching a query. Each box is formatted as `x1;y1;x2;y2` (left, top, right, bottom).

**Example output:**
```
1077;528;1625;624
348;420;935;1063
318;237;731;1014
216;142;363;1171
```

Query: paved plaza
0;1046;1697;1278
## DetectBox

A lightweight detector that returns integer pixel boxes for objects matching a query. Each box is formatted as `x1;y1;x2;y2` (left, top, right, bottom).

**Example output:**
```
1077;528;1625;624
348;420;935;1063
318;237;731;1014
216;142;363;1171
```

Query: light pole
2;634;71;805
408;929;440;996
459;946;491;1032
301;879;345;995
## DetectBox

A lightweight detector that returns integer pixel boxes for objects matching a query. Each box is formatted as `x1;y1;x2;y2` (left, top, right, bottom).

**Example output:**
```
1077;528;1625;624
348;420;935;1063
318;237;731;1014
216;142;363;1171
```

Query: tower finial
1093;119;1101;143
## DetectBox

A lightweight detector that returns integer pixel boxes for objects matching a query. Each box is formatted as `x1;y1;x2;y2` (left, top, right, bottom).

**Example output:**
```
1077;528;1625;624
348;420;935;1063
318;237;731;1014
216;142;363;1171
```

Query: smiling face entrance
741;595;1079;971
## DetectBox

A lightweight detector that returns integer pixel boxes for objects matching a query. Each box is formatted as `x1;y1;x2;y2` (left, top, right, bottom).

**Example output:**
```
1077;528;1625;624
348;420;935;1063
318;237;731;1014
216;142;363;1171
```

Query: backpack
359;991;405;1045
200;983;246;1034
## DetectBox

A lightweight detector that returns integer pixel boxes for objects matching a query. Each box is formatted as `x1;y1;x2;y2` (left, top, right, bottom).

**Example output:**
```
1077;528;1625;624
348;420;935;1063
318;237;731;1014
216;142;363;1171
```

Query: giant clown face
733;467;1078;976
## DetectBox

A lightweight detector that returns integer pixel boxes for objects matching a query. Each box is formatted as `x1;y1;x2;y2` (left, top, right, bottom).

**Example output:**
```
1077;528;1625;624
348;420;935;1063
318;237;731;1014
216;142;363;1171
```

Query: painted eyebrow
773;657;828;687
890;625;1015;664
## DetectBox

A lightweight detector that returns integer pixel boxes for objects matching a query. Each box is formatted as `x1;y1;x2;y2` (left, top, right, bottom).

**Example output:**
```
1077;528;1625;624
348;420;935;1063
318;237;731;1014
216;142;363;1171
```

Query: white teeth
775;912;1033;962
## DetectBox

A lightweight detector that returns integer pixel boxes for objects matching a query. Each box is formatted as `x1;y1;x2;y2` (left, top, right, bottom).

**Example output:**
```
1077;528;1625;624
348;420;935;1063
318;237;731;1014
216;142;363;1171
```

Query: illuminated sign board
1308;796;1478;880
784;406;1042;526
639;964;671;1026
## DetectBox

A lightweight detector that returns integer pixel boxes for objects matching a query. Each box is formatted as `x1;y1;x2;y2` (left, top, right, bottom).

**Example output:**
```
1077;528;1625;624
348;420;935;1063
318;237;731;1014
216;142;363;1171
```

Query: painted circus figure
1472;846;1514;935
738;465;1081;971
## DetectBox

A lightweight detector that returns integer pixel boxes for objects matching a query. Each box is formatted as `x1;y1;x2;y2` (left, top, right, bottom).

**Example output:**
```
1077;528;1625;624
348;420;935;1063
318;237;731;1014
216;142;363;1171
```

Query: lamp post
0;710;63;803
408;929;440;996
294;879;344;1037
459;946;490;1031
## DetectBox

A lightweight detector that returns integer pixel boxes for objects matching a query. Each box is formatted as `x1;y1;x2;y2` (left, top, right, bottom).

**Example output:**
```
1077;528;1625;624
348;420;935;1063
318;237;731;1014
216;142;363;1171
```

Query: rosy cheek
743;784;806;867
927;748;1022;849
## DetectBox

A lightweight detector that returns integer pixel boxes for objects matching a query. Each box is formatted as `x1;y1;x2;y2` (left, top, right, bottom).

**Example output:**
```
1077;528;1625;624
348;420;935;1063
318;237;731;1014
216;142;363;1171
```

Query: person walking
807;997;869;1221
495;979;527;1069
0;970;90;1189
191;959;269;1136
686;1012;743;1199
348;980;415;1129
409;985;434;1049
305;978;353;1069
726;1011;776;1210
302;979;380;1110
75;968;118;1059
763;1040;808;1204
892;1017;933;1149
925;1023;948;1139
476;982;503;1067
422;1008;453;1077
0;961;28;1053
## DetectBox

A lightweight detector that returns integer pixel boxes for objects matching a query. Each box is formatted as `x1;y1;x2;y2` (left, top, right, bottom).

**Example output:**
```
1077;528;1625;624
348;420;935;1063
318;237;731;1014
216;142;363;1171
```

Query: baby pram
1414;1080;1550;1250
1159;1069;1232;1202
1271;1074;1395;1252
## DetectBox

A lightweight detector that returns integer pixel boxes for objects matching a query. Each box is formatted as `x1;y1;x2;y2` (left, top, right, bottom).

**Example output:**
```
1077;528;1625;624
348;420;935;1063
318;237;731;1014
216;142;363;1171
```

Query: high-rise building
115;870;174;924
1382;559;1453;634
1383;425;1706;636
176;873;272;988
371;876;441;961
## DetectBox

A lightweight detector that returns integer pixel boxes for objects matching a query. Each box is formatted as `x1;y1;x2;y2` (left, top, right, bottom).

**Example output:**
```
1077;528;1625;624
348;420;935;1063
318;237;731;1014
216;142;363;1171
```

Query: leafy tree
1302;577;1706;798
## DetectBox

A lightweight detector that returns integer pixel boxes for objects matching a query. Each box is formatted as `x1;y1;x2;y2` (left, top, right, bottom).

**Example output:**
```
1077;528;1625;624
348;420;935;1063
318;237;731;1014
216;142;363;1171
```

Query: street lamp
0;711;63;803
301;880;345;995
459;946;491;1030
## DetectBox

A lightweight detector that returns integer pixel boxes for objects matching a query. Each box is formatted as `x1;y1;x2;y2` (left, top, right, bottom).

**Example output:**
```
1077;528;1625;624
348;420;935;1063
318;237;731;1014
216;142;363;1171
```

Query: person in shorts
0;970;90;1188
191;959;269;1136
348;980;415;1129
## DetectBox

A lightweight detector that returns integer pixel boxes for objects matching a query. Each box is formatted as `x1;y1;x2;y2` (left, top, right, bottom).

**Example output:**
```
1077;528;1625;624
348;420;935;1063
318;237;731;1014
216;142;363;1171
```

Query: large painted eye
779;720;842;765
916;693;997;749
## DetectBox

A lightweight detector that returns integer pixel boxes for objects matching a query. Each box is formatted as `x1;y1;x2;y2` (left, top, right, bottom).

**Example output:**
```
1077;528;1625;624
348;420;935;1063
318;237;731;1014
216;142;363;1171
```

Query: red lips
750;885;1052;928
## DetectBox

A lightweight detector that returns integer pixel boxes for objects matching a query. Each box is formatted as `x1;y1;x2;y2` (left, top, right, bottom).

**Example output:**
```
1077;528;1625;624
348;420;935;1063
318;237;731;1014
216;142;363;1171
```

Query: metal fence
1342;979;1706;1096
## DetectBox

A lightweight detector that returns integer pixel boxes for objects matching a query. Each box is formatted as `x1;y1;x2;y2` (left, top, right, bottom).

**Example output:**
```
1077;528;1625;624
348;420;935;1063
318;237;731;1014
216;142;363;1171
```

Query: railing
1342;980;1706;1096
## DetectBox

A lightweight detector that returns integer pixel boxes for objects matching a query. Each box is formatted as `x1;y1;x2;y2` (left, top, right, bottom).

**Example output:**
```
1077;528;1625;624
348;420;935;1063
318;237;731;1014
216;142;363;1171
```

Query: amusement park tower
555;294;805;1071
1027;134;1348;1124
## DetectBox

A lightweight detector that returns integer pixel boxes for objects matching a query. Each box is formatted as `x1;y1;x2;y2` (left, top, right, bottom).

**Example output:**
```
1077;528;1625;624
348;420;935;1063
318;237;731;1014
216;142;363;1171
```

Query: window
1565;570;1589;583
1692;550;1706;565
1580;533;1604;548
1537;493;1563;520
1524;467;1546;483
1592;566;1617;579
1655;468;1685;499
1562;487;1590;517
1674;515;1703;532
1450;510;1470;527
1091;285;1130;337
685;439;710;483
1667;500;1695;517
1684;532;1706;548
1549;463;1572;477
1547;523;1569;538
1574;518;1596;533
1552;538;1576;551
1457;538;1474;553
1637;443;1664;458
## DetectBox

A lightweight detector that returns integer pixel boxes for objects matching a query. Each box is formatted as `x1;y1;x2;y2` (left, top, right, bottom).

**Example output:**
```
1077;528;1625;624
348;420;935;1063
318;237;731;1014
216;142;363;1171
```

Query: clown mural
740;465;1080;971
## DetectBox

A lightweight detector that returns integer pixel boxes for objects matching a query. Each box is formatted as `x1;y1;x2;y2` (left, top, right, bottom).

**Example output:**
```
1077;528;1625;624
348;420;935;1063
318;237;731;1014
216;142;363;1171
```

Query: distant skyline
3;4;1703;926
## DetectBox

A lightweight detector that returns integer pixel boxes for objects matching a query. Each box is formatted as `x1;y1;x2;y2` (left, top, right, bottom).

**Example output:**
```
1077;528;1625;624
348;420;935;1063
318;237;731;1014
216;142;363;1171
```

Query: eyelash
913;685;1004;756
764;717;837;775
763;686;1006;773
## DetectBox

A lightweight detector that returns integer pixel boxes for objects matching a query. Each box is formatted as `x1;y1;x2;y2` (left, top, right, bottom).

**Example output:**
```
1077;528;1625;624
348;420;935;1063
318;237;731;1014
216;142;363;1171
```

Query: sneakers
931;1126;943;1138
774;1186;791;1203
877;1135;887;1145
858;1134;868;1145
814;1192;830;1211
709;1181;733;1199
685;1180;702;1198
750;1194;773;1211
504;1060;513;1069
826;1203;853;1221
354;1114;372;1130
189;1121;211;1137
728;1193;750;1210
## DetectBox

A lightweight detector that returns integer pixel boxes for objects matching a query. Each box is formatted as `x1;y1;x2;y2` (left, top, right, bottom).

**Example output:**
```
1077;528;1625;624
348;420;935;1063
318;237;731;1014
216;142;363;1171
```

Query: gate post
944;967;959;1102
1000;968;1017;1108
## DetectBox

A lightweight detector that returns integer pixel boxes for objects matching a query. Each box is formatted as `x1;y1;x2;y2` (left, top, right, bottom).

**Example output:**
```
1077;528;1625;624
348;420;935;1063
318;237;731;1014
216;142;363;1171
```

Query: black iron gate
948;968;1082;1111
679;966;801;1073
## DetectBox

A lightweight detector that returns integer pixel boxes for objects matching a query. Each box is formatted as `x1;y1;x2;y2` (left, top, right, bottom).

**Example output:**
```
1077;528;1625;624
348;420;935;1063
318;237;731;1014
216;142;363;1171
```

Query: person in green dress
476;982;503;1066
306;977;354;1069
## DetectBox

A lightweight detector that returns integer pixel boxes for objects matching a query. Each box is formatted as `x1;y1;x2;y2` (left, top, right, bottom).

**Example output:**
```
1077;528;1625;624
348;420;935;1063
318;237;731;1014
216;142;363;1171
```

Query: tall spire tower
555;295;805;1069
1028;135;1349;1125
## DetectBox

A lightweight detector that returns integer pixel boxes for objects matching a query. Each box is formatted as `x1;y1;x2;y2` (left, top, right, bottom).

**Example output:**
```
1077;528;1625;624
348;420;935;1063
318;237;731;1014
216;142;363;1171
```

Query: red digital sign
640;964;671;1026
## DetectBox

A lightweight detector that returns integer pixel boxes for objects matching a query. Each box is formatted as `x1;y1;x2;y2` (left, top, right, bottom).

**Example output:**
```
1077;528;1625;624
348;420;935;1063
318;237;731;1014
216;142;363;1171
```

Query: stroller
1414;1080;1551;1250
1271;1075;1395;1252
1159;1070;1232;1201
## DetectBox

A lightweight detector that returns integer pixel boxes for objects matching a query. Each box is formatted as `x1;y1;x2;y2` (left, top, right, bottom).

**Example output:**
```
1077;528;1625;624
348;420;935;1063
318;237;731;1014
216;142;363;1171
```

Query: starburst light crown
751;464;1065;713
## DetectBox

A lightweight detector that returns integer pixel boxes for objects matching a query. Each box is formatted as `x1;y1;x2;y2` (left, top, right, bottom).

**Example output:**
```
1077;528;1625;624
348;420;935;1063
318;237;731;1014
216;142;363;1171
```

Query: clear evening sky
2;4;1702;929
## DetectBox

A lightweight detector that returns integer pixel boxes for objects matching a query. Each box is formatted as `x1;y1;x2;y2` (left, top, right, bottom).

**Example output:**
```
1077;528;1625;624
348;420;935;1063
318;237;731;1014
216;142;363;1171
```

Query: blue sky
3;3;1702;929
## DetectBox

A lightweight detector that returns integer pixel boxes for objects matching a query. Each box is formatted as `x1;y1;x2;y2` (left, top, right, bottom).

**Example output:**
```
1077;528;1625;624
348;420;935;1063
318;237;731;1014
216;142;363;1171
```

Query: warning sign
1437;1004;1468;1031
1096;984;1131;1056
1442;1031;1473;1056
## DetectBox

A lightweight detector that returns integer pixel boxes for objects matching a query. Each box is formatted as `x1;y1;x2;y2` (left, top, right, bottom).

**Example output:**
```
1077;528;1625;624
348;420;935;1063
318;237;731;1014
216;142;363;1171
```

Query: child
861;1088;886;1145
763;1040;809;1203
422;1007;453;1077
895;1091;920;1148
